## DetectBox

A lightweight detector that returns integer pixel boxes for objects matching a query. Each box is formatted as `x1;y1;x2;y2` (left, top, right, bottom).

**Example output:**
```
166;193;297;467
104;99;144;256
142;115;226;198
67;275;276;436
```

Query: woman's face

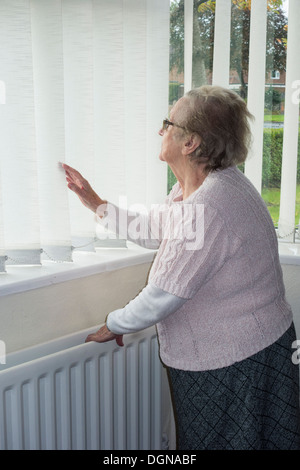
158;98;186;166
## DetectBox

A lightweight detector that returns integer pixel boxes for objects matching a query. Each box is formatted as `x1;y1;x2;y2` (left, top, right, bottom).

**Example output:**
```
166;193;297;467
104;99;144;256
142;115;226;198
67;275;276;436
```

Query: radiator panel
0;326;162;450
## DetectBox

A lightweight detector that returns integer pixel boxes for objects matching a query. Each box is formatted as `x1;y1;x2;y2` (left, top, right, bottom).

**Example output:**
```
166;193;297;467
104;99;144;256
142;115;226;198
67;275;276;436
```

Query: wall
282;263;300;339
0;262;151;354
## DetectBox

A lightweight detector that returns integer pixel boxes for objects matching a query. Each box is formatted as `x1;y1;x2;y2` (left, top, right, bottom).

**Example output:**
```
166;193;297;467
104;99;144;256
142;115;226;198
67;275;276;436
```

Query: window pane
168;0;299;241
261;0;287;227
168;0;215;192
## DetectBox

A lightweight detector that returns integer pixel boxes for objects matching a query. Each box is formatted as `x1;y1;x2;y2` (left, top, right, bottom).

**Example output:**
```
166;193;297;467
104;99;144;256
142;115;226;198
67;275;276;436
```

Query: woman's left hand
85;324;124;347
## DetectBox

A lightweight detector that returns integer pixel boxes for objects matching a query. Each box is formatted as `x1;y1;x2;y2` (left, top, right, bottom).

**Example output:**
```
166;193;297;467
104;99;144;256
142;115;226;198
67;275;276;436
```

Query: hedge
262;128;300;188
167;127;300;193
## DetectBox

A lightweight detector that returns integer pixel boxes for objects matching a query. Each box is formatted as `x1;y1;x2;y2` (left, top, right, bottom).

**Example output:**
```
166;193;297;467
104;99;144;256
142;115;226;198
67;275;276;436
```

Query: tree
170;0;287;96
231;0;287;96
170;1;214;88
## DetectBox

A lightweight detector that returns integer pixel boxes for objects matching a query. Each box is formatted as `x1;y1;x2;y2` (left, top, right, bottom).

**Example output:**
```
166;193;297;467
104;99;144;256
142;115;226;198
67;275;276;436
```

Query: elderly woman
63;85;300;450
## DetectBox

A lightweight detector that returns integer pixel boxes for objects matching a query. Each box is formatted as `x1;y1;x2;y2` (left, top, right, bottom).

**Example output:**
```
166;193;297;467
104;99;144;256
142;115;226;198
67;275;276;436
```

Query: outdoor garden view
168;0;300;227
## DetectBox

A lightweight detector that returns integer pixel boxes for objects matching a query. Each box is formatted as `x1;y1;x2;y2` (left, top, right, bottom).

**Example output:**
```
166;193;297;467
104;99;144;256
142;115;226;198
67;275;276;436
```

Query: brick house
169;67;286;112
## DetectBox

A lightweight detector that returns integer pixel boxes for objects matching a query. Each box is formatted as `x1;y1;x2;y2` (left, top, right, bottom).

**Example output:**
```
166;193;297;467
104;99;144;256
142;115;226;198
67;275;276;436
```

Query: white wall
0;262;151;354
282;264;300;339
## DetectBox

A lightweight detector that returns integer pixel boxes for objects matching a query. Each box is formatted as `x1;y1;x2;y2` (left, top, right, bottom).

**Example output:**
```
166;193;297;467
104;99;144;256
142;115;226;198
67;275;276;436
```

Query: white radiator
0;325;162;450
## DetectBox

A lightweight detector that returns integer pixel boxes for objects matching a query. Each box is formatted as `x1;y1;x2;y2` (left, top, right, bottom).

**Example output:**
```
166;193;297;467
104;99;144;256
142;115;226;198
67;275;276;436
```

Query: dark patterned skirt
168;323;300;450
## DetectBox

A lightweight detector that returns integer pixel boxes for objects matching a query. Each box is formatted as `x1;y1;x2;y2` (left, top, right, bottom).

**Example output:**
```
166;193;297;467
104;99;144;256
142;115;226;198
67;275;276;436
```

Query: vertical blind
184;0;299;240
0;0;170;272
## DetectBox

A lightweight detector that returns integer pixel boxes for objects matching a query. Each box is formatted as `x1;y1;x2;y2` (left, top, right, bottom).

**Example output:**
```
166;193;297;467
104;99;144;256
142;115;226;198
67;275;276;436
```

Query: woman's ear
182;133;201;155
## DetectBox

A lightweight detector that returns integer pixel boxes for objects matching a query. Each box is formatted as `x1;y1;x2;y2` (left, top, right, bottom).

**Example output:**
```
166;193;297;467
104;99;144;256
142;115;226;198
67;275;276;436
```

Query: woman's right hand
62;163;106;213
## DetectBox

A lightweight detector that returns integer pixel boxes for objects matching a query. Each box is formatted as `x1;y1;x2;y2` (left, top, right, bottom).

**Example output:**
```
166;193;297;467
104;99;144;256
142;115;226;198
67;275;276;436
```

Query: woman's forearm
106;283;186;335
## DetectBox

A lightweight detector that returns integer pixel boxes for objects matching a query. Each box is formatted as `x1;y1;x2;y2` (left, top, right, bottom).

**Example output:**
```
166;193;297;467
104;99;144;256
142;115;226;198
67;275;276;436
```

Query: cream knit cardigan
105;166;293;371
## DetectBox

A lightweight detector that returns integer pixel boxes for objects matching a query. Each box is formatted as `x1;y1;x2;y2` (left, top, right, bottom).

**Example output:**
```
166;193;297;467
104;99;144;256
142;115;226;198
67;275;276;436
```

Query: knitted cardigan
104;166;293;371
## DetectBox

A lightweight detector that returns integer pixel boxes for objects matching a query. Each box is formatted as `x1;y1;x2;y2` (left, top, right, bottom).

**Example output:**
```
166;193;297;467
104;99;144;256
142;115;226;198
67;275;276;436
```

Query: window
271;70;280;80
169;0;299;241
0;0;299;276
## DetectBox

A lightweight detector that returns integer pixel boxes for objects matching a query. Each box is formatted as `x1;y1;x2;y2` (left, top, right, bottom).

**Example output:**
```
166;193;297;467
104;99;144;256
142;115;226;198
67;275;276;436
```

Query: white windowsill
1;238;299;298
278;239;300;266
0;243;156;297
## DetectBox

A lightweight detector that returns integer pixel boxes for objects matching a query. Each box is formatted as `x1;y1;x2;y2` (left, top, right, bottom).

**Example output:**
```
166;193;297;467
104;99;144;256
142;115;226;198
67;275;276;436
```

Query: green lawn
262;185;300;226
264;114;285;122
264;114;300;123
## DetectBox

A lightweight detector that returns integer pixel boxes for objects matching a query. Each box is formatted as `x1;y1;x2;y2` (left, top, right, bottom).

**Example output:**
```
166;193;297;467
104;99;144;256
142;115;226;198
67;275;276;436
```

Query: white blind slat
184;0;193;93
244;0;268;194
31;0;72;253
93;0;126;208
63;0;95;246
278;0;300;238
212;0;231;88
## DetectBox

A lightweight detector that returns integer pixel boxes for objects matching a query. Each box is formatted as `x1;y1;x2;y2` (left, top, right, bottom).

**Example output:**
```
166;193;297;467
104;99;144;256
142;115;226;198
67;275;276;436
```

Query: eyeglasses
162;119;185;132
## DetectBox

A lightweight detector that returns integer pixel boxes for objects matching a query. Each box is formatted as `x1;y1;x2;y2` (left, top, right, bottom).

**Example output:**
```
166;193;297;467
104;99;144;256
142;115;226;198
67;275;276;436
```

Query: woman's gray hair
179;85;254;171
